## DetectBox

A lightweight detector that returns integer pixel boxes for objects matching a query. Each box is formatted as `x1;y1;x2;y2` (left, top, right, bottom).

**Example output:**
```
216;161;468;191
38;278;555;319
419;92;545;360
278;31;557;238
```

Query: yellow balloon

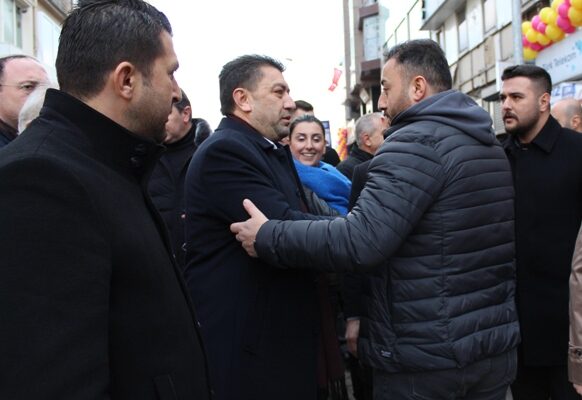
546;9;558;25
552;0;564;11
569;7;582;26
571;0;582;9
522;21;532;35
545;23;565;41
526;28;539;43
524;47;539;61
537;33;551;46
539;7;554;24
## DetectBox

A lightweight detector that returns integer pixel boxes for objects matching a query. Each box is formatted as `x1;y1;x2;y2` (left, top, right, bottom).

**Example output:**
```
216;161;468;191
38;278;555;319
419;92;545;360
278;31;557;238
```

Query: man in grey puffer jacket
231;39;520;400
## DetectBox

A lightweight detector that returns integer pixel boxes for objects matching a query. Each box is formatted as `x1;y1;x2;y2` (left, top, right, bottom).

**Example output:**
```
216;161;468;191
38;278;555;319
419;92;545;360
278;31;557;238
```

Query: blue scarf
294;160;352;215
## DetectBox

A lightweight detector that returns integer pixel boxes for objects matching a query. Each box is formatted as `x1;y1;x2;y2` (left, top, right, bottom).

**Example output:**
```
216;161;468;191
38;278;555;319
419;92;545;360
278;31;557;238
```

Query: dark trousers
373;349;517;400
510;361;578;400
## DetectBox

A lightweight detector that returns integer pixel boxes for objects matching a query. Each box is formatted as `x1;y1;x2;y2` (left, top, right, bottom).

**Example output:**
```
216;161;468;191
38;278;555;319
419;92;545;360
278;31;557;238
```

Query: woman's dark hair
289;114;325;140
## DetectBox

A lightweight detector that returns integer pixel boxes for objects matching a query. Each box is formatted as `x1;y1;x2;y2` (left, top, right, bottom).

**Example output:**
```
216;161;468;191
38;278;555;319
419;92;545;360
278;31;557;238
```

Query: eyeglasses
0;81;48;93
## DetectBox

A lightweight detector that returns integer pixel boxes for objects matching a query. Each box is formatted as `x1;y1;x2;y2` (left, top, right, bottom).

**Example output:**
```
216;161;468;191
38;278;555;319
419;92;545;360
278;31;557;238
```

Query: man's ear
112;62;138;100
539;92;551;113
181;105;192;124
362;133;372;148
410;75;428;102
572;115;582;131
233;88;252;112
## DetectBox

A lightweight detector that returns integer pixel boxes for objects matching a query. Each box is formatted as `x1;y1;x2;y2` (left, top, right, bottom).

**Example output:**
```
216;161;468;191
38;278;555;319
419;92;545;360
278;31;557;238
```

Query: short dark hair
294;100;313;113
0;55;36;83
219;54;285;115
173;89;191;112
384;39;452;92
56;0;172;99
289;113;325;140
501;64;552;95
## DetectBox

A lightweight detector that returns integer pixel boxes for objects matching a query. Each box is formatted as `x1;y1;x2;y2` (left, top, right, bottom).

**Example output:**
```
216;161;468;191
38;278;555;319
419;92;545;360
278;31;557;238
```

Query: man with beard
500;64;582;400
183;54;331;400
231;39;520;399
0;1;211;398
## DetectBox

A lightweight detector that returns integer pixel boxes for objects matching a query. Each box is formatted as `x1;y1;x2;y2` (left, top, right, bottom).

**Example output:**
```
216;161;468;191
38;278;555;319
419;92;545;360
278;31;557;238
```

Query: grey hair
355;112;382;147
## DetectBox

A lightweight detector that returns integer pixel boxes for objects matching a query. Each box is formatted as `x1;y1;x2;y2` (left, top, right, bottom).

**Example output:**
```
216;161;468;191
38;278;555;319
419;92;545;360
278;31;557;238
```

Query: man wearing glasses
0;55;49;148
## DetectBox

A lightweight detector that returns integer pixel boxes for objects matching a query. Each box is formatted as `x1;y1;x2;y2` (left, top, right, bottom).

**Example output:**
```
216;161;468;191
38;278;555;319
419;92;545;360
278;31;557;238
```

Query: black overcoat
184;116;321;400
503;116;582;366
0;90;212;399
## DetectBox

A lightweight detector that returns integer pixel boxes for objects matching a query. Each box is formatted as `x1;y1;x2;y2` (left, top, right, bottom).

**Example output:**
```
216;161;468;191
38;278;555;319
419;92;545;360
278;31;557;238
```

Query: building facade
0;0;73;80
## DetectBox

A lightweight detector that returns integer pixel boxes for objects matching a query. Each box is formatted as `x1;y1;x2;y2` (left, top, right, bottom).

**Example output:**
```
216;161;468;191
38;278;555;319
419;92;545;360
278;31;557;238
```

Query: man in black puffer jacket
231;39;520;399
149;89;212;268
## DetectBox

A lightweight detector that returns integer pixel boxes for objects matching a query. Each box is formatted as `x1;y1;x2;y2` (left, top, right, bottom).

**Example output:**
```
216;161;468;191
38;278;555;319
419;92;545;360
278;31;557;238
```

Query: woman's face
289;121;326;167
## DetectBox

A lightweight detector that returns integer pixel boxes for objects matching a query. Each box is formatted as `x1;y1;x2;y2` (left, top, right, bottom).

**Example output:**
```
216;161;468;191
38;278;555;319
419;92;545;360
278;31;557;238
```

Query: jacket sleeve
0;158;112;399
255;139;445;272
569;225;582;384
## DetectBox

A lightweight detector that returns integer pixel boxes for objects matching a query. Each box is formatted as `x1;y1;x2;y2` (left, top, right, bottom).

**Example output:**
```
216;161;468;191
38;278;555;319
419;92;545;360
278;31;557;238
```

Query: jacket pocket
154;374;178;400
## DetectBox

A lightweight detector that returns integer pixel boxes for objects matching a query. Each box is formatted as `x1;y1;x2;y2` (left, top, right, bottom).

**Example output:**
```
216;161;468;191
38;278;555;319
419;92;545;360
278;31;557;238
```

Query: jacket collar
503;115;561;154
349;146;374;162
42;89;164;179
219;115;282;152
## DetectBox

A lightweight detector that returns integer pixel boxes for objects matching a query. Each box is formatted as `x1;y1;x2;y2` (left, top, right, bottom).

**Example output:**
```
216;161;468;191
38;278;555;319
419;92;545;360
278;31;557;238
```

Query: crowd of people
2;1;582;400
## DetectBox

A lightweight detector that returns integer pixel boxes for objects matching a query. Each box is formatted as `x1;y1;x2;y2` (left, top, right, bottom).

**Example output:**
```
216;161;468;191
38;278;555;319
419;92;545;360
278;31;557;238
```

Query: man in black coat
149;89;212;268
500;65;582;400
0;2;211;399
183;55;324;400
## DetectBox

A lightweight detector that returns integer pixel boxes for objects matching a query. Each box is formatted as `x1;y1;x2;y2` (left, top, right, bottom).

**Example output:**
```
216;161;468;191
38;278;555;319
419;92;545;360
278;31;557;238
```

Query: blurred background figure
337;112;387;180
552;98;582;133
0;55;49;148
148;88;212;268
18;83;57;133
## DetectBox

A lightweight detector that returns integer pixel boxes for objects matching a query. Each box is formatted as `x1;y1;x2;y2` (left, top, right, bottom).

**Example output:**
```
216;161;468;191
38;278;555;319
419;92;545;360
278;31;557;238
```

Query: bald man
552;98;582;133
0;55;49;147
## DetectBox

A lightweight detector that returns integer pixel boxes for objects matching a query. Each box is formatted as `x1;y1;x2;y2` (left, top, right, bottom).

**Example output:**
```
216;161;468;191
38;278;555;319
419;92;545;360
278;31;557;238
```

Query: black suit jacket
184;116;321;400
0;90;211;399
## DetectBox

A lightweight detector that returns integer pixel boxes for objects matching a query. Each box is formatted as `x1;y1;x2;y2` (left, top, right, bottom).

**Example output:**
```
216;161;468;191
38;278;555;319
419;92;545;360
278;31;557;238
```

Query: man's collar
503;115;561;154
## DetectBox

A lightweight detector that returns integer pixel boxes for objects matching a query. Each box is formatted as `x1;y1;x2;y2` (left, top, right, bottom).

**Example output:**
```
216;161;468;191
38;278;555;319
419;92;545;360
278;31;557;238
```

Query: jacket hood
389;89;496;145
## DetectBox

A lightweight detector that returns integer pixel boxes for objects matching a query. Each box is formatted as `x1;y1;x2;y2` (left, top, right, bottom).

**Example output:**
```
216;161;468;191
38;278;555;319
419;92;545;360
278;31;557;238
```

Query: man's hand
345;319;360;358
230;199;268;257
574;383;582;396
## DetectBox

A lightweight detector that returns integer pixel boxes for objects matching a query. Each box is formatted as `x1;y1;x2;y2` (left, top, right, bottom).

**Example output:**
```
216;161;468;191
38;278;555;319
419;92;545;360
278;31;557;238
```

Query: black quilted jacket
256;90;520;373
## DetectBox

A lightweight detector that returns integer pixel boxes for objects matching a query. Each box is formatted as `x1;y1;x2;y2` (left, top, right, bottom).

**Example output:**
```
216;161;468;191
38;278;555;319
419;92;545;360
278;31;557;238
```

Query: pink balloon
557;15;576;32
522;36;530;46
532;15;542;29
558;3;570;18
530;42;543;51
538;22;547;33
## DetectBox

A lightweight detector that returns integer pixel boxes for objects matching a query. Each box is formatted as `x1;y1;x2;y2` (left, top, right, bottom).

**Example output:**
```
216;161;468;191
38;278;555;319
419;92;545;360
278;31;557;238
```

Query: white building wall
444;14;459;64
467;0;483;49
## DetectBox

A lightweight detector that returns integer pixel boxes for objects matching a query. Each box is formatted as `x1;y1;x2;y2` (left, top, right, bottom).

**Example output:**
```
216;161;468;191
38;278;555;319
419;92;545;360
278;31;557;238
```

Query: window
457;9;468;52
37;11;61;67
1;0;23;48
437;29;445;51
484;0;496;32
363;15;381;61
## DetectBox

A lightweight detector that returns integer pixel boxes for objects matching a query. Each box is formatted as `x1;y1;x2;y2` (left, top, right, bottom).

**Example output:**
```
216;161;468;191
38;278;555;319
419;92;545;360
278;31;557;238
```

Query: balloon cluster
522;0;582;60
